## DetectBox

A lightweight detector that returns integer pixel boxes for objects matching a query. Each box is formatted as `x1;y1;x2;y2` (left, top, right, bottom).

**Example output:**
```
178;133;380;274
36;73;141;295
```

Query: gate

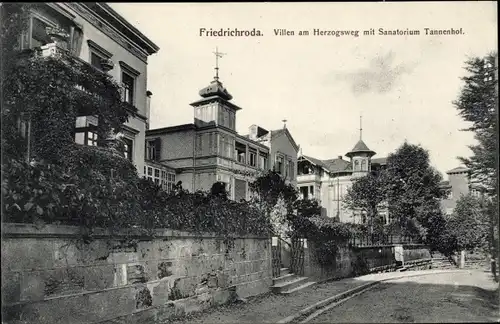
271;236;282;278
290;237;305;275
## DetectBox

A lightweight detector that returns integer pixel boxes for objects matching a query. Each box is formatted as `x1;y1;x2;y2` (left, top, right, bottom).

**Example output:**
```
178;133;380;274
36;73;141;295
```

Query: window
275;155;284;174
123;138;133;161
121;71;135;104
288;160;294;178
235;142;246;164
361;160;367;171
249;149;257;167
74;116;99;146
30;17;54;49
354;160;360;171
90;52;104;70
259;153;268;169
220;135;234;159
146;139;160;161
144;165;176;193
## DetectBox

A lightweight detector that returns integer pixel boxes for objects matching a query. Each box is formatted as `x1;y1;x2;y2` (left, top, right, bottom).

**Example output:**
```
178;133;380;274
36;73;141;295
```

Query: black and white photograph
1;2;498;323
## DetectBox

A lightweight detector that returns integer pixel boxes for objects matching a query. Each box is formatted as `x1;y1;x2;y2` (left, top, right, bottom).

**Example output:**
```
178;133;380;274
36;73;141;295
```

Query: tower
190;47;242;131
345;116;376;177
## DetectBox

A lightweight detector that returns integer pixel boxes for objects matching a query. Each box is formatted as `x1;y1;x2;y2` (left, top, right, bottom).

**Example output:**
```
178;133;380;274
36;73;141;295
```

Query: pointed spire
213;47;226;81
359;114;363;140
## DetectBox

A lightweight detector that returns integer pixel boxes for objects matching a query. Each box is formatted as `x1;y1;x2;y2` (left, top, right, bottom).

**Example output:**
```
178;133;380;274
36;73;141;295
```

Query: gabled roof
300;155;352;173
446;166;470;174
270;128;299;152
323;158;352;173
301;155;329;169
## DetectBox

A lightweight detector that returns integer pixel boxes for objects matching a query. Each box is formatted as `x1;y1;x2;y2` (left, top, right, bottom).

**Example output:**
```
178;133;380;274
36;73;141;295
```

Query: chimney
338;155;343;160
146;90;153;130
248;124;258;140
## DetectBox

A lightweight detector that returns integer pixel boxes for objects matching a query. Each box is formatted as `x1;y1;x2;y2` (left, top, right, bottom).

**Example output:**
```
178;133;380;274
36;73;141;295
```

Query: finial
213;47;226;81
282;119;287;129
359;115;363;140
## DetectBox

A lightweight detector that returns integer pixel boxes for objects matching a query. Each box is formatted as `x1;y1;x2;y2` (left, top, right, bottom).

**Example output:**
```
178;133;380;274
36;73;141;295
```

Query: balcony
297;173;321;184
33;42;138;116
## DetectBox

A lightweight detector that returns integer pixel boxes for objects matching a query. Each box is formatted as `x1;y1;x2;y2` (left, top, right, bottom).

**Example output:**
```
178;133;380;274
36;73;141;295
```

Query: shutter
154;138;161;161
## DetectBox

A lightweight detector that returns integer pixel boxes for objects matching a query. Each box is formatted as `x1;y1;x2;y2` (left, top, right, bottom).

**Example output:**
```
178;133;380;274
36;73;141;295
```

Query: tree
453;52;498;277
454;53;498;193
448;194;489;252
384;142;447;240
249;170;298;237
343;172;387;236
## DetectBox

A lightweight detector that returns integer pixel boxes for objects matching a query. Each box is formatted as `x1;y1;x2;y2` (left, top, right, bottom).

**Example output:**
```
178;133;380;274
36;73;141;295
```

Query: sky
110;2;497;177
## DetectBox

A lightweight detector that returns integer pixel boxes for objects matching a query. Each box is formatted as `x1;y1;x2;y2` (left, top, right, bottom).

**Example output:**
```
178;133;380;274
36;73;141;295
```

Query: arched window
361;160;367;171
354;160;360;171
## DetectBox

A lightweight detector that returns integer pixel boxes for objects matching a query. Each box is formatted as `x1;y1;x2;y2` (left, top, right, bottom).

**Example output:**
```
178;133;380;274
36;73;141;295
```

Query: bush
1;158;272;245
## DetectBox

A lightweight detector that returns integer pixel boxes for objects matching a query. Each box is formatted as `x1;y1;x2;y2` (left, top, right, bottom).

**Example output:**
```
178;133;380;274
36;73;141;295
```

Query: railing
349;233;420;247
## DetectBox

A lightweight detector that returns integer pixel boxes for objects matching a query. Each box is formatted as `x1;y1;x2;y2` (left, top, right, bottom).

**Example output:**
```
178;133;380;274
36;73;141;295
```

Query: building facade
297;132;388;224
13;3;159;174
145;72;299;199
439;166;487;215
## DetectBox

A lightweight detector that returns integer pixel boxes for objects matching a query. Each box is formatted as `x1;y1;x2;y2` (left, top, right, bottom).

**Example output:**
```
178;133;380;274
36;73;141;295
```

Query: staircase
431;252;458;270
271;267;316;295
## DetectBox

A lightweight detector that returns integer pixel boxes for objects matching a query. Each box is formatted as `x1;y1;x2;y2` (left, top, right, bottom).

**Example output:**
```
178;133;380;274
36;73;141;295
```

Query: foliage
1;158;272;244
343;172;387;235
210;181;229;200
2;4;131;166
454;53;498;193
448;194;490;252
384;142;447;240
249;170;298;235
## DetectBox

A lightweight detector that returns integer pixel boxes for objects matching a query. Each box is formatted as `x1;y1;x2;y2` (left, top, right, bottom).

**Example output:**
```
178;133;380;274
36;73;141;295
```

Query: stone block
2;271;21;304
20;271;46;301
76;239;111;266
88;286;136;321
43;267;85;297
150;279;170;306
168;276;198;300
127;264;147;284
2;239;55;271
53;241;80;267
13;292;91;324
156;303;177;322
157;240;176;260
113;264;128;287
108;252;139;264
84;265;115;291
212;288;232;305
157;260;175;279
137;240;156;261
235;278;269;299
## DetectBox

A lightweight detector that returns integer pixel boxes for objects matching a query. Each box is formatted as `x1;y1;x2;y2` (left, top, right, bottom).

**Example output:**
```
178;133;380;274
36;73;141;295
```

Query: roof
323;158;352;173
371;157;387;165
446;166;470;174
146;123;196;135
346;139;376;158
270;128;299;152
301;155;352;173
83;3;160;55
198;79;233;101
440;180;451;188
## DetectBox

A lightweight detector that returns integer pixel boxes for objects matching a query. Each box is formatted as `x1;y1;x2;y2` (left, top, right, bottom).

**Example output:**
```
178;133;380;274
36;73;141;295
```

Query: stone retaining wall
304;241;432;281
1;223;272;324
